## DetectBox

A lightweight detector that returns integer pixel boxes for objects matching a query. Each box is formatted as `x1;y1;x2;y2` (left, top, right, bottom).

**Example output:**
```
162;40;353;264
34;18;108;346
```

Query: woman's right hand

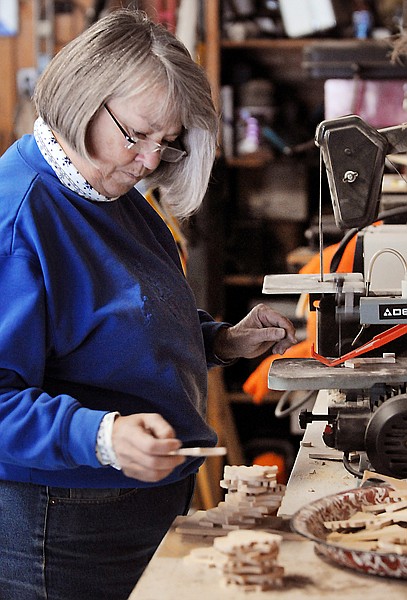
111;413;185;482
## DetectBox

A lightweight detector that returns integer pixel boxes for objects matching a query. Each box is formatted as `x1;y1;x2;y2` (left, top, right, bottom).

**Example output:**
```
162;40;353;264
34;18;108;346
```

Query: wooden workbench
128;519;406;599
128;392;407;599
278;390;356;518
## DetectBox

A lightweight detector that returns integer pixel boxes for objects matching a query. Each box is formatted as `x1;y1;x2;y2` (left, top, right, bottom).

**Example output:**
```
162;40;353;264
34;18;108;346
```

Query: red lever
311;323;407;367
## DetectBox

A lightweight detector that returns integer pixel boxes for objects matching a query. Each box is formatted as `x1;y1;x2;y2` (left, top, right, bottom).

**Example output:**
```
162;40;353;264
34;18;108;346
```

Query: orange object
243;234;359;403
253;452;287;484
144;188;188;274
311;323;407;366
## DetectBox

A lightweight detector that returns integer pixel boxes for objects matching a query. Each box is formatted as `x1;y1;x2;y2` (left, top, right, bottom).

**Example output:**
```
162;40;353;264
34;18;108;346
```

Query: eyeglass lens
104;104;186;163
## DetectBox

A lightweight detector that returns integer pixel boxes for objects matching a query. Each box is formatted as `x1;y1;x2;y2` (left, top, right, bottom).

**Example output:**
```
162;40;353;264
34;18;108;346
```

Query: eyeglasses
103;104;187;163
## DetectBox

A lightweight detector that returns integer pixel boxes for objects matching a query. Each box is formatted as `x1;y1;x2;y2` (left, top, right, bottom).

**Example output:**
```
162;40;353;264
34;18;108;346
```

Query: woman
0;9;296;599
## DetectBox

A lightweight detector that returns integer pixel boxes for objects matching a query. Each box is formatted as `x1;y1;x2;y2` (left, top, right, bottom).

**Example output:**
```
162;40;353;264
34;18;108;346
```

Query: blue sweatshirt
0;135;221;488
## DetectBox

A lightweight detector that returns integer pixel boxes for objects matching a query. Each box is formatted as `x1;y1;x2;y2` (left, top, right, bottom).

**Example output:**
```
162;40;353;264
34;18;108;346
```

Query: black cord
329;227;358;273
342;452;363;478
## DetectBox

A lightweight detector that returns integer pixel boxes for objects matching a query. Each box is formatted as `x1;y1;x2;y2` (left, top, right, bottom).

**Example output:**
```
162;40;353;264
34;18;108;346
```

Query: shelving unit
193;2;326;502
197;2;407;508
199;0;324;323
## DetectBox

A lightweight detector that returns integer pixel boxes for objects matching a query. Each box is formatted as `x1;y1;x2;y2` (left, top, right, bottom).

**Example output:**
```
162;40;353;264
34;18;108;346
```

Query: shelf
221;37;321;50
226;150;275;169
227;390;281;403
220;37;388;51
224;274;264;287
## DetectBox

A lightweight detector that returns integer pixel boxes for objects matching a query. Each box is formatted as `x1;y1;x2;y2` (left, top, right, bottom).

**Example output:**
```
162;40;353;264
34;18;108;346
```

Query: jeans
0;475;195;600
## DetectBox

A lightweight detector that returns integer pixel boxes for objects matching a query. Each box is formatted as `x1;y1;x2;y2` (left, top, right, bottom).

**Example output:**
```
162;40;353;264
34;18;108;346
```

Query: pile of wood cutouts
213;529;284;591
199;464;286;531
324;471;407;554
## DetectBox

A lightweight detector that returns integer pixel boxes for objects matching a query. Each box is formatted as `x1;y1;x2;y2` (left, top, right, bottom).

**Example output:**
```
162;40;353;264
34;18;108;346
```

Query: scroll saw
265;114;407;479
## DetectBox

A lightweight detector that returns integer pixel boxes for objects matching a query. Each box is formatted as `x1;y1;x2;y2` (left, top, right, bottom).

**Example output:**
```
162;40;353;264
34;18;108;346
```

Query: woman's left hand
213;303;297;361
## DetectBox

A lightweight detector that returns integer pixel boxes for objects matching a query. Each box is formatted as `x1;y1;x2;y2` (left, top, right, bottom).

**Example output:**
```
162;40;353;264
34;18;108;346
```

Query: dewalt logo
379;304;407;320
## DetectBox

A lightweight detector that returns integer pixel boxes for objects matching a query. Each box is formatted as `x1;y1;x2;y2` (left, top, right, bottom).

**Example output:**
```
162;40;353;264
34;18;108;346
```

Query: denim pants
0;475;195;600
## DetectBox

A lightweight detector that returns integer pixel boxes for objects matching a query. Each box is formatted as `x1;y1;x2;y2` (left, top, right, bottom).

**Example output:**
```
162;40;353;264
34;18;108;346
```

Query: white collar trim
34;117;116;202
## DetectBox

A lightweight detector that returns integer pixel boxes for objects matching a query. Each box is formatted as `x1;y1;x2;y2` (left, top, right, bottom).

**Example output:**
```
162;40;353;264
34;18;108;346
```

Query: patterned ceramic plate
291;486;407;579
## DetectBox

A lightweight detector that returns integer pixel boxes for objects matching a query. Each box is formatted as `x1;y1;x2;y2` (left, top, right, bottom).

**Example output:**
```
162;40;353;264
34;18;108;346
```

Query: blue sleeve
198;309;235;367
0;255;105;470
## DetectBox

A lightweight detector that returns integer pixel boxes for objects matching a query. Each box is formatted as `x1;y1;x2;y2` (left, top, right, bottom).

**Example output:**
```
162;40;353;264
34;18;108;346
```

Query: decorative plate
291;486;407;579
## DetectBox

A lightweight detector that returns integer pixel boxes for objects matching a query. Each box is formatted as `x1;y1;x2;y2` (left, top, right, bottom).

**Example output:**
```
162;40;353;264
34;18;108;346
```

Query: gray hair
33;9;219;218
